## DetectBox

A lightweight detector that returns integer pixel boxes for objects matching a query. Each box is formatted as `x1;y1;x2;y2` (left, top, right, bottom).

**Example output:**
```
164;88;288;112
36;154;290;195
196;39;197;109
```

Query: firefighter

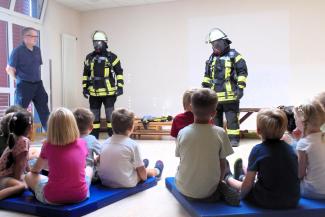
82;30;124;139
202;28;248;147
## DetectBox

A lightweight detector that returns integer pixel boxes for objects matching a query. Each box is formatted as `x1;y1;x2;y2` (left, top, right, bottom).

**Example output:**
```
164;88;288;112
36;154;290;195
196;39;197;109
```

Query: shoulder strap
228;49;237;66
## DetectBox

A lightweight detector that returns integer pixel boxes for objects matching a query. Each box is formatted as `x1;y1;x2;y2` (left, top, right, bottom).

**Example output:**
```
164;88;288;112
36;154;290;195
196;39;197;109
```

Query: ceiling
55;0;178;11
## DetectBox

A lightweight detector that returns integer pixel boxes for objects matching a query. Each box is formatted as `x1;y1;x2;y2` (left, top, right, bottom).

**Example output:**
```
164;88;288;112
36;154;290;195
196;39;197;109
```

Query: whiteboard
186;10;291;108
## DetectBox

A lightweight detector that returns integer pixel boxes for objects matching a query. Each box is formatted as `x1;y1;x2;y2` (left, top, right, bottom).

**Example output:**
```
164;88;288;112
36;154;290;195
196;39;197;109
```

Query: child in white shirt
98;108;164;188
295;102;325;199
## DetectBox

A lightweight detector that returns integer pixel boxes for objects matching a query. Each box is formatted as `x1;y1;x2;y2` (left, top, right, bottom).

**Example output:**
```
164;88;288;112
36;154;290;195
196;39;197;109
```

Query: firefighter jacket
83;50;124;96
202;49;248;103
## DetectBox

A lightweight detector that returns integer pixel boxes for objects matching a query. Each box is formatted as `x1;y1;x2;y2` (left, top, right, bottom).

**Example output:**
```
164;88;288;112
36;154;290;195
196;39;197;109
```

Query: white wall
41;0;81;110
42;0;325;129
77;0;325;127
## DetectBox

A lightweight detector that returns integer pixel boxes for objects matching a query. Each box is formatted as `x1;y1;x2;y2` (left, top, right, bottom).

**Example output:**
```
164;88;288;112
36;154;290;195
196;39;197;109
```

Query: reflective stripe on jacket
202;49;248;102
83;51;123;96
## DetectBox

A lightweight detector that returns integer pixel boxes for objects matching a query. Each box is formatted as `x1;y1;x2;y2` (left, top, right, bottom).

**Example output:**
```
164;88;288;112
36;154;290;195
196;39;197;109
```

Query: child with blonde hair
226;108;300;208
294;102;325;199
98;108;164;188
25;107;92;204
313;92;325;132
0;111;33;200
313;92;325;110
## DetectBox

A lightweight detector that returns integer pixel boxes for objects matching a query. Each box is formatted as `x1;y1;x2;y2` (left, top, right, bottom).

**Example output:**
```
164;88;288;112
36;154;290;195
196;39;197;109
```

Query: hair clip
12;116;17;121
297;105;304;114
28;117;32;125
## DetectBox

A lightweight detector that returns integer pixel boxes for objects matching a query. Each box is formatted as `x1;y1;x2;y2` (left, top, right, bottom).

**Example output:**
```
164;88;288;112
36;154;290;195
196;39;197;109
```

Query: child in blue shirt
226;108;300;208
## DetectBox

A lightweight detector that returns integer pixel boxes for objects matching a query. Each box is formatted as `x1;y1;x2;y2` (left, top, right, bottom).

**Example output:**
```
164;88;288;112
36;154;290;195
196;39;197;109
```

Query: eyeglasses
26;35;39;38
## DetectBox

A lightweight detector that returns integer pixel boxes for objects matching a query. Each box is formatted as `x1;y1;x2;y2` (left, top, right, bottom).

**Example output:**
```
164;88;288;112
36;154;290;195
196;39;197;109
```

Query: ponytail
5;133;15;169
5;115;17;169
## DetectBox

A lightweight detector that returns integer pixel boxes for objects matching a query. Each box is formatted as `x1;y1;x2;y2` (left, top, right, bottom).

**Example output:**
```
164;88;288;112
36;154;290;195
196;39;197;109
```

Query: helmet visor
93;40;107;51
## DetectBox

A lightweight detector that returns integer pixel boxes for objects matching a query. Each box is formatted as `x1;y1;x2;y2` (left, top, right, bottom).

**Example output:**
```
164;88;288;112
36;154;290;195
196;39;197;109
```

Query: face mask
93;40;107;52
211;39;228;56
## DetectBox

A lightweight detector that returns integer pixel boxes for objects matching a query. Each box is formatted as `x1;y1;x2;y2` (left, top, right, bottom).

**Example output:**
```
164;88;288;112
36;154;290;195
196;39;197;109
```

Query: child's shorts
34;175;91;204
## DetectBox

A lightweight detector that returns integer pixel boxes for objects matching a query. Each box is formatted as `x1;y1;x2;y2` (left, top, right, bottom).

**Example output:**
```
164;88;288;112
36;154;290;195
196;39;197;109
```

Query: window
0;0;10;9
0;20;8;88
14;0;44;19
12;23;24;48
0;93;10;117
12;23;40;47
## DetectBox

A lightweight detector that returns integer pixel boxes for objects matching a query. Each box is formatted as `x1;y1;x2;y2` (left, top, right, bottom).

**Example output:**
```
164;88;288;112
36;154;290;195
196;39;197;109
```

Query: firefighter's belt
92;76;109;81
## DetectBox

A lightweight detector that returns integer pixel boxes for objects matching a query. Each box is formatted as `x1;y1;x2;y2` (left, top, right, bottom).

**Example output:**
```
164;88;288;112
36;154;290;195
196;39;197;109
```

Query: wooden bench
99;118;172;139
30;123;45;141
97;108;261;140
239;108;261;138
131;119;172;139
239;108;261;124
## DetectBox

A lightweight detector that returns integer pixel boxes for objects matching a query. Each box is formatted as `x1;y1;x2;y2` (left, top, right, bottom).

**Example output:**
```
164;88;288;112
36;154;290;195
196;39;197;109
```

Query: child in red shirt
170;89;195;138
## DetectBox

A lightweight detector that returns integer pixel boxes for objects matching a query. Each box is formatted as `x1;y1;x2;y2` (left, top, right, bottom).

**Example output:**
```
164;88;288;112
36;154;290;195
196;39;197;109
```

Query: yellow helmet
92;30;108;41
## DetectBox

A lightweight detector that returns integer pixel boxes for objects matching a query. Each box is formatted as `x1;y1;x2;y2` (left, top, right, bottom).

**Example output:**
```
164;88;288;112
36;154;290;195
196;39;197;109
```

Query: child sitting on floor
25;107;92;204
98;108;164;188
294;102;325;199
175;88;239;206
278;105;301;150
0;111;33;200
313;92;325;132
226;108;300;208
0;105;25;156
74;108;101;181
0;106;39;164
170;89;195;138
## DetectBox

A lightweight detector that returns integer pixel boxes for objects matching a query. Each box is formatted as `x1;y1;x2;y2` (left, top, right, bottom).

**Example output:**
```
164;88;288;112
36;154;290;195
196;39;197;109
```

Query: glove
116;87;123;96
236;88;244;100
202;82;211;88
83;89;89;99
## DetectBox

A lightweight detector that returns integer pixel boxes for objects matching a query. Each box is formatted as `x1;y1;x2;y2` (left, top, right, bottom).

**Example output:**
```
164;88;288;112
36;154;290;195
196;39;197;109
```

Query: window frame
0;0;47;24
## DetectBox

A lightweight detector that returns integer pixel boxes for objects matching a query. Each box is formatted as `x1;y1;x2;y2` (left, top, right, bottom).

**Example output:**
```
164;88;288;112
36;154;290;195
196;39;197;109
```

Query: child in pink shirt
25;107;92;204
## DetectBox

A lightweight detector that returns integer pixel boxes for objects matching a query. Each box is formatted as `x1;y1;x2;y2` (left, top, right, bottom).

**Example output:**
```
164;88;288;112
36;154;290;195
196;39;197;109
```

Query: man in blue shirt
6;27;50;130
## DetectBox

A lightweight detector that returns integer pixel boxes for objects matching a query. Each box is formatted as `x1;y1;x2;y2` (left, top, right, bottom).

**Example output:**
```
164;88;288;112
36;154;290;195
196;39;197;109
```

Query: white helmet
92;30;108;41
206;28;231;44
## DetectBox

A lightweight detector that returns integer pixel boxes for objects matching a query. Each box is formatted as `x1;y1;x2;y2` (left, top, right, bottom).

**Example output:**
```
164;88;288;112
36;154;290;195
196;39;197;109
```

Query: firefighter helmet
206;28;231;44
92;30;108;41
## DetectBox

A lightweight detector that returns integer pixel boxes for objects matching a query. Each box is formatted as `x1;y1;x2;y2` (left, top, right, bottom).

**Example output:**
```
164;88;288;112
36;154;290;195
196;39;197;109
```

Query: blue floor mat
165;177;325;217
0;177;157;217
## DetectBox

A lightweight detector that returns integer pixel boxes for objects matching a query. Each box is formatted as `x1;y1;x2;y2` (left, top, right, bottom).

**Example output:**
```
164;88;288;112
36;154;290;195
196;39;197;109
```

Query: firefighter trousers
214;101;240;142
89;95;116;139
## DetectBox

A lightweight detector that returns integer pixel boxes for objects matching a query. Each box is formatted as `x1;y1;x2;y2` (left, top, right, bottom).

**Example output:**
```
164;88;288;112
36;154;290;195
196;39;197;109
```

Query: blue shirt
247;139;300;208
81;134;102;167
8;43;42;82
